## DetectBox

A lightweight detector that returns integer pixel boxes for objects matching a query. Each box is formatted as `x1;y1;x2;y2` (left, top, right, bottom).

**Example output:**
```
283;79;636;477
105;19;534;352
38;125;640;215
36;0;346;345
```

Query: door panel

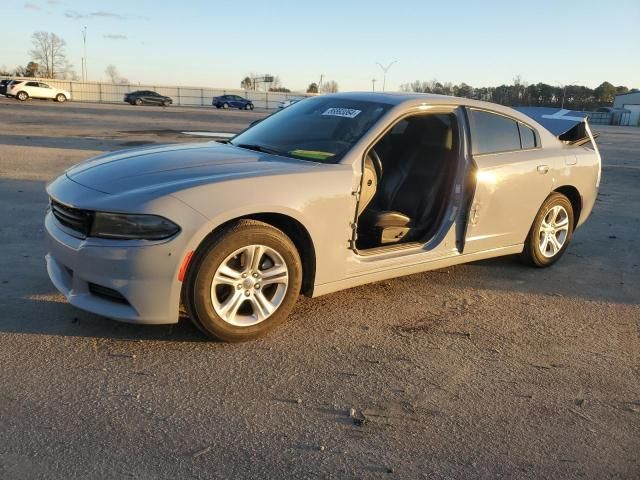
463;149;558;253
39;84;55;98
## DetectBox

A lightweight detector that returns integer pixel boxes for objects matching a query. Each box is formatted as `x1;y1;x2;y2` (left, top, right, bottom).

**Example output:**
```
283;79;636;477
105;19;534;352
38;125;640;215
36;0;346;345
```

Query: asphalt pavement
0;98;638;479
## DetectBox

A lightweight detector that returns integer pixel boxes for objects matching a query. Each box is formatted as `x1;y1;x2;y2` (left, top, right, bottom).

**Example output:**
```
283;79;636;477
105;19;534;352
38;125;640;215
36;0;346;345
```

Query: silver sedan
45;93;601;341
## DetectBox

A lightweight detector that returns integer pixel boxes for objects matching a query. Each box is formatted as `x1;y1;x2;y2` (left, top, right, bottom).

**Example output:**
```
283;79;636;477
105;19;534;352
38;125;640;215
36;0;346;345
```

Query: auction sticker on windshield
322;107;361;119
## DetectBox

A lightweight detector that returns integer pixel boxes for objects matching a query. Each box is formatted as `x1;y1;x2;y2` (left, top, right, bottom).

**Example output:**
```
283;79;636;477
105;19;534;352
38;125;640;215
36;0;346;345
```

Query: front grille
88;283;129;304
50;199;93;237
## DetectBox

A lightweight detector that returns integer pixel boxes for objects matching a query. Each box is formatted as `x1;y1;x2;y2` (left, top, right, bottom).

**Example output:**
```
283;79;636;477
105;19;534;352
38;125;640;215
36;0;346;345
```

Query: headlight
90;212;180;240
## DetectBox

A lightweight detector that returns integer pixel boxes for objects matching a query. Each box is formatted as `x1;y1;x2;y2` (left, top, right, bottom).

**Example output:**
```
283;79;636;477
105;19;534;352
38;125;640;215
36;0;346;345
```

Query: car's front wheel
245;104;252;110
162;100;170;107
522;192;574;267
17;91;28;101
56;94;66;103
185;220;302;342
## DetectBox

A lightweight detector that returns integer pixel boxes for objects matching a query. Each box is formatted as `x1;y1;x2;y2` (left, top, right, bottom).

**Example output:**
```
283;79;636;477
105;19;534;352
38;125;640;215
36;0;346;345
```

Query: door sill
354;241;423;257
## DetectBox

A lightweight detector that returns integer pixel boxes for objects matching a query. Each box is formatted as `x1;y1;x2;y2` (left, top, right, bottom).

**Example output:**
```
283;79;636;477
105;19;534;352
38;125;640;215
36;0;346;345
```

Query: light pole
372;79;376;92
81;26;87;81
555;80;579;109
376;61;397;92
318;74;324;93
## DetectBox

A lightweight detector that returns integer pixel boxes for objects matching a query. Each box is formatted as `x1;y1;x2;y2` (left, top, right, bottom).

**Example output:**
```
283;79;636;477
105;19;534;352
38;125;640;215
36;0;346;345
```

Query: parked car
277;97;304;109
0;79;15;96
125;90;172;106
213;94;254;110
8;80;71;102
45;93;601;342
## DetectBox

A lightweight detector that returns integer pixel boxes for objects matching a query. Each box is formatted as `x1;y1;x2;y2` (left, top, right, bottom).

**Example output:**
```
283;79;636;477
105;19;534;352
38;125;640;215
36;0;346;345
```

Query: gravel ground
0;98;638;479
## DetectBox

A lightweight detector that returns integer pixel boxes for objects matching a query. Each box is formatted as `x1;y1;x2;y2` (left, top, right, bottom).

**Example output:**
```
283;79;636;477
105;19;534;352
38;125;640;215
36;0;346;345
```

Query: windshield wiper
233;143;282;156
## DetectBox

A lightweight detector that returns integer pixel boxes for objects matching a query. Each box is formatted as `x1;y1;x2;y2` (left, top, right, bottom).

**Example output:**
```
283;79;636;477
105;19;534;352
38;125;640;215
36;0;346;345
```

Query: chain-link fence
0;76;311;110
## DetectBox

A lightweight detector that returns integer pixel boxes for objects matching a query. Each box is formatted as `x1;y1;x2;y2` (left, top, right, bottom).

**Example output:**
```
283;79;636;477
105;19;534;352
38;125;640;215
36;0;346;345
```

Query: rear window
518;123;537;149
470;110;521;154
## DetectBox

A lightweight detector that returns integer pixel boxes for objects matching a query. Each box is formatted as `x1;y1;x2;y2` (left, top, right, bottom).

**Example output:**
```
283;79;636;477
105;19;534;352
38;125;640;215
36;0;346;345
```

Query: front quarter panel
172;164;356;286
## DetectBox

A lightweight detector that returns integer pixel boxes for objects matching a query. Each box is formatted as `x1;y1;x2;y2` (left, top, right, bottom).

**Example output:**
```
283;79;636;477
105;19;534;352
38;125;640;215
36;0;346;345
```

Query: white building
613;91;640;126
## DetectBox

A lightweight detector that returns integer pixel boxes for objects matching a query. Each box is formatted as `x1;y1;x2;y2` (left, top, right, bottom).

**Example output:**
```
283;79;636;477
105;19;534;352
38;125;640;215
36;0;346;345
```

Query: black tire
521;192;574;267
56;94;66;103
185;220;302;342
135;98;143;106
17;91;28;101
222;102;229;109
162;100;170;107
245;104;251;110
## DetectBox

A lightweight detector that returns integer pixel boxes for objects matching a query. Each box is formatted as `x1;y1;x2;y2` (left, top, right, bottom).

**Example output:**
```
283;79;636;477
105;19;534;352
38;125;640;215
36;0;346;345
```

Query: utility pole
555;80;579;109
81;26;87;81
376;61;397;92
372;79;376;92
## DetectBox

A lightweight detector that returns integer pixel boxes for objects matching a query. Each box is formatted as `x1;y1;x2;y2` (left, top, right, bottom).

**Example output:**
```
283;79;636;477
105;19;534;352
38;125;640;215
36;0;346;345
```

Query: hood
65;142;315;195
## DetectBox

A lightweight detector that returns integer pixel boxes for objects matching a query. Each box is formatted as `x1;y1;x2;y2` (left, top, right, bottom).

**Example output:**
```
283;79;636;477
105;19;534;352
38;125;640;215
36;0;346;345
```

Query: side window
26;81;39;87
470;109;521;155
39;83;50;88
518;122;537;149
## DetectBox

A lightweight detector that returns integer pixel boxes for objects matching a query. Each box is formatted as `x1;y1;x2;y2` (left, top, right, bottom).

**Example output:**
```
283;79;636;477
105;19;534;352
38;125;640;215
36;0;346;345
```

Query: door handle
537;165;549;175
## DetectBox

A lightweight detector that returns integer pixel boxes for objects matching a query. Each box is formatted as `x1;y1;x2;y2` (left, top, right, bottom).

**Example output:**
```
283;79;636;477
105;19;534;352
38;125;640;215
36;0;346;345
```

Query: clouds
65;10;121;20
64;10;148;21
104;34;128;40
22;2;149;20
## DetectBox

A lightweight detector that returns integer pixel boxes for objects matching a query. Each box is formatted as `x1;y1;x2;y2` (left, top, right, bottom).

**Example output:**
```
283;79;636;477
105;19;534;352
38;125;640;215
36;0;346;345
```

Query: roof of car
323;92;560;145
324;91;511;109
327;92;560;137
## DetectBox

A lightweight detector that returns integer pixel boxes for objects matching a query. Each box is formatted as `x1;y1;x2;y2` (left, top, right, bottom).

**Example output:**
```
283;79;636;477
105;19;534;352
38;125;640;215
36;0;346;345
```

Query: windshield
230;96;392;163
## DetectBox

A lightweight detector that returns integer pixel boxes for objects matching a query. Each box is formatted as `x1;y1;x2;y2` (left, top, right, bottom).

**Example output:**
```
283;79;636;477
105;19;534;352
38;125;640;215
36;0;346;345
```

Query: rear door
463;108;556;254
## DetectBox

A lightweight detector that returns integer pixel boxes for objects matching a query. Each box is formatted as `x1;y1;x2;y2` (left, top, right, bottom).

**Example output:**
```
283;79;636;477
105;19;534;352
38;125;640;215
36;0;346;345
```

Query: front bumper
45;212;185;325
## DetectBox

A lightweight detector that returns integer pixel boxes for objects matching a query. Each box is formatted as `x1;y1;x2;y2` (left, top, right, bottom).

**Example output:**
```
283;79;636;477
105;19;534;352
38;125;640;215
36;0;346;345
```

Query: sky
1;0;639;92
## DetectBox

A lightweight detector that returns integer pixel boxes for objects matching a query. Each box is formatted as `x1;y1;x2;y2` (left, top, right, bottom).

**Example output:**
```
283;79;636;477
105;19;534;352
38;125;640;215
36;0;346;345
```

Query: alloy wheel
210;244;289;326
538;205;570;258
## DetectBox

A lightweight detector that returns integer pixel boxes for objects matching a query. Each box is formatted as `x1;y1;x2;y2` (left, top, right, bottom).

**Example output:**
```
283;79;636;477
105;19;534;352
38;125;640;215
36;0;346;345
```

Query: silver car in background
45;93;601;342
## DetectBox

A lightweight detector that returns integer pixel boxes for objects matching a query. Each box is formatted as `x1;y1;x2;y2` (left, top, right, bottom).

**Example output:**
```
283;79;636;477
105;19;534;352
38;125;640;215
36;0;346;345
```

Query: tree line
400;77;633;110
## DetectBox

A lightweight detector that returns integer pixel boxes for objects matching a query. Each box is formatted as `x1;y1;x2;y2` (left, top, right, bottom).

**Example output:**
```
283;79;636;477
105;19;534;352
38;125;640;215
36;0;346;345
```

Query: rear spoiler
514;107;597;143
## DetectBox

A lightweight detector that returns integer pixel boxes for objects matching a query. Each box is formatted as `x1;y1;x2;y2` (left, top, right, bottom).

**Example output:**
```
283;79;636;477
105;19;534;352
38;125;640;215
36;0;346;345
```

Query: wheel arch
553;185;582;229
188;213;317;297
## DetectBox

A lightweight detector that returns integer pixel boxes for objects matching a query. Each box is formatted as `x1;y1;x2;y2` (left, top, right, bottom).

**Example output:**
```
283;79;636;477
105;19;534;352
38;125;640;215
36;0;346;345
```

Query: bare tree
30;31;71;78
105;65;119;83
320;80;339;93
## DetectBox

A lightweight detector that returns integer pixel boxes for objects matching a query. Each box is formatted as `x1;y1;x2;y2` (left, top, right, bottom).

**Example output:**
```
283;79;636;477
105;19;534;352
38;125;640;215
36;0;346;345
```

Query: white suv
8;80;71;102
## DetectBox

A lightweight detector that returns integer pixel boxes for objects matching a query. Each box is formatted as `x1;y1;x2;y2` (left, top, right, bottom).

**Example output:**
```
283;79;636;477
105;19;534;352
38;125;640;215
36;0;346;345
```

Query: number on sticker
322;108;361;119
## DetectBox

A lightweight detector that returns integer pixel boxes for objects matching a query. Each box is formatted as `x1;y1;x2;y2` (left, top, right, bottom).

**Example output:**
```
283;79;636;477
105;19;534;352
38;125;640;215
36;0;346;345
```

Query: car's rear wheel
185;220;302;342
135;98;142;106
222;102;229;109
56;94;66;103
521;192;574;267
17;91;28;101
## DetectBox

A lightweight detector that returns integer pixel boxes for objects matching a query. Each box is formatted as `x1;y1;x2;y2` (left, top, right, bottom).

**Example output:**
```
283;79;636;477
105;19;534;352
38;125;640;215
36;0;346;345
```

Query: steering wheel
368;147;383;181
